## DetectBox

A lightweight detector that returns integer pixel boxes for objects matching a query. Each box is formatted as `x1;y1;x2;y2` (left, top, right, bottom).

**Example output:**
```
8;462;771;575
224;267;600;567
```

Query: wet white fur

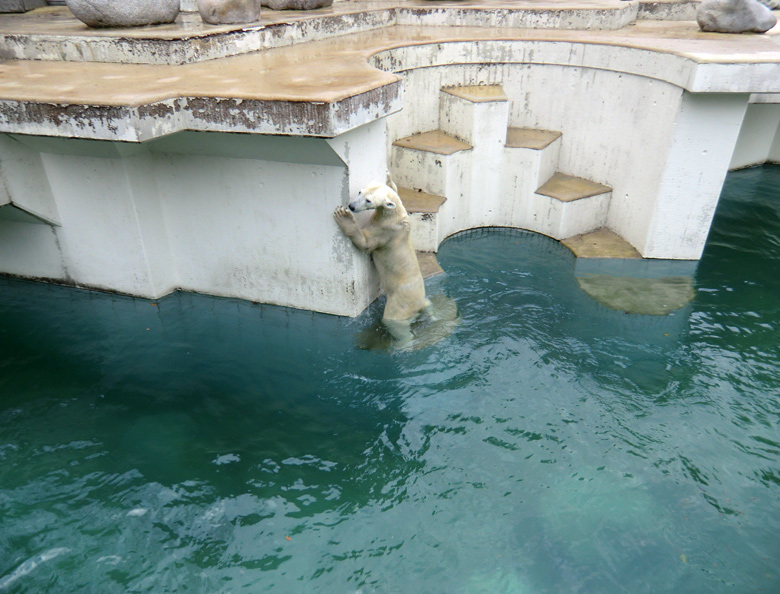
333;181;427;324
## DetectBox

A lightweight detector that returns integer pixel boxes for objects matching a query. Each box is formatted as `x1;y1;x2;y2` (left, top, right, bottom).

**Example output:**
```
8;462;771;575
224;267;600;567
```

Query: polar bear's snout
348;193;373;213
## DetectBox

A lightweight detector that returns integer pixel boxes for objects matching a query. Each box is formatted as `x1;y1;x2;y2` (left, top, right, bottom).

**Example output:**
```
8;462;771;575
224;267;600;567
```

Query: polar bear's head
348;182;400;214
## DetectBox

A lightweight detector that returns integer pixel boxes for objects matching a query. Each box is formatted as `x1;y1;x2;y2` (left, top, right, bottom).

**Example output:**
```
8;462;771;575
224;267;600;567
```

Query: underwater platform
0;1;778;316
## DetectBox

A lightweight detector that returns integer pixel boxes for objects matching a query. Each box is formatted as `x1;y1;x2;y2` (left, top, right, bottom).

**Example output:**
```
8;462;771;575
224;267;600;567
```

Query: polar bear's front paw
334;206;357;231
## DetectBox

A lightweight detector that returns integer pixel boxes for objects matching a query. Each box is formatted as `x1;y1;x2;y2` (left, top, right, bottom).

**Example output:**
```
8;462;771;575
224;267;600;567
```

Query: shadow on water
1;166;780;593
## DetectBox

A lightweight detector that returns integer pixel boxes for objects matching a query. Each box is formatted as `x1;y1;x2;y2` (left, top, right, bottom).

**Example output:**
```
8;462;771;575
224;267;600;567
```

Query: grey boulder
65;0;180;28
197;0;261;24
0;0;46;13
262;0;333;11
697;0;777;33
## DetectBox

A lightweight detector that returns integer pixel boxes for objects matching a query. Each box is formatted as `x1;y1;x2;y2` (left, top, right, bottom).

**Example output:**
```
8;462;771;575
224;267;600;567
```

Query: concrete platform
0;1;644;65
0;11;779;140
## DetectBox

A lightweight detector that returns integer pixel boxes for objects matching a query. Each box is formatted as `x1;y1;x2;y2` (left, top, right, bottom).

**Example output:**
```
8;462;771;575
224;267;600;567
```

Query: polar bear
333;179;428;340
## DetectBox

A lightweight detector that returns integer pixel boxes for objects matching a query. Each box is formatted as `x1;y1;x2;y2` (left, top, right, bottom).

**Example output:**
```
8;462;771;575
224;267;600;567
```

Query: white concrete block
641;92;750;260
0;135;59;226
408;212;439;252
501;136;562;228
524;191;610;240
439;87;509;146
730;103;780;169
557;192;611;239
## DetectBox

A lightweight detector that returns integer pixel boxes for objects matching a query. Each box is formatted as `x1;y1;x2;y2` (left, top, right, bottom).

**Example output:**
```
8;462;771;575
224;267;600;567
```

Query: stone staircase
390;84;615;254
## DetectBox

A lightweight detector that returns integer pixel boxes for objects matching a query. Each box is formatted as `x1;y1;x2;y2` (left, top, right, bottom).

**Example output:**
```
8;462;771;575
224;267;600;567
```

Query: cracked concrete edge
0;81;403;141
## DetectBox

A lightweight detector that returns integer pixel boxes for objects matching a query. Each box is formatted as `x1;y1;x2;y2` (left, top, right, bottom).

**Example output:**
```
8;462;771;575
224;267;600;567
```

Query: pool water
1;166;779;593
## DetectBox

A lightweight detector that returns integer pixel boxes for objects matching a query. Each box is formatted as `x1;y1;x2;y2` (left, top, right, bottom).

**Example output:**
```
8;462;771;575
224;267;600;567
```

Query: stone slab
416;251;444;279
505;127;562;149
393;130;473;155
536;172;612;202
398;187;447;213
441;84;508;103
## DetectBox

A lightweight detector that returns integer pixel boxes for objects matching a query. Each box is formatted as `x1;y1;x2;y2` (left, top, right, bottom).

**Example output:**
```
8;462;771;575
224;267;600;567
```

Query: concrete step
528;172;612;240
560;227;640;259
505;127;562;150
398;186;447;252
439;85;509;229
440;84;509;146
536;172;612;202
390;130;472;197
393;130;472;155
416;250;444;280
502;127;563;229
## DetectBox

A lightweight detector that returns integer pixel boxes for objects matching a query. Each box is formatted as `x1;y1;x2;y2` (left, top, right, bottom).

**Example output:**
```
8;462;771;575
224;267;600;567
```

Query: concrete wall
384;53;754;260
0;124;387;316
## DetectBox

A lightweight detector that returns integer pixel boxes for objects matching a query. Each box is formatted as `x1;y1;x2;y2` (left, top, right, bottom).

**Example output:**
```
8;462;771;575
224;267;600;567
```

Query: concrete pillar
641;92;750;260
729;102;780;170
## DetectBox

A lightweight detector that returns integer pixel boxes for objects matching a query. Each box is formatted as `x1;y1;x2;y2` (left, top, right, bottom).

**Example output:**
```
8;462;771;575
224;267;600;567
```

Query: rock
262;0;333;11
65;0;180;28
0;0;46;13
196;0;261;24
697;0;777;33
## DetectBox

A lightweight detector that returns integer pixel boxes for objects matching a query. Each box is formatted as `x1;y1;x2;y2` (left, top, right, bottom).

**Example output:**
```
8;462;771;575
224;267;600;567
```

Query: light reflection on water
1;166;779;593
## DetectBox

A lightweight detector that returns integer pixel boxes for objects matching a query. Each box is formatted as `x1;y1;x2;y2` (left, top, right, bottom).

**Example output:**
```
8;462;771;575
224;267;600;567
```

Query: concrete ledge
536;172;612;202
0;5;397;65
441;84;509;103
393;130;473;155
505;127;562;149
398;187;446;213
416;251;444;279
637;0;700;21
0;20;779;141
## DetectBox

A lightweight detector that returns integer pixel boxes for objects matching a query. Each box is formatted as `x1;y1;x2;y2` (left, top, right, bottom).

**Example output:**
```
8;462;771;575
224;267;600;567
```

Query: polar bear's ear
382;195;397;209
386;173;398;194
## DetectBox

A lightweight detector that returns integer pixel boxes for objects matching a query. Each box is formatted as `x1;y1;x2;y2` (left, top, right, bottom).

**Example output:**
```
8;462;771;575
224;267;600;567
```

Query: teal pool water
1;166;779;593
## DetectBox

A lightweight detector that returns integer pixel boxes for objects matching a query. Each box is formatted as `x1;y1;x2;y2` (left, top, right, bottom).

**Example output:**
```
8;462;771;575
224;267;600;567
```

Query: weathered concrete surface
65;0;180;28
6;19;776;141
0;1;668;65
697;0;777;33
0;5;397;64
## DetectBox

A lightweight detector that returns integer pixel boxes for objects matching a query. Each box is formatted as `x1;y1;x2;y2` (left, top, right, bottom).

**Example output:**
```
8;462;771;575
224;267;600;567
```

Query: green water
1;166;779;593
